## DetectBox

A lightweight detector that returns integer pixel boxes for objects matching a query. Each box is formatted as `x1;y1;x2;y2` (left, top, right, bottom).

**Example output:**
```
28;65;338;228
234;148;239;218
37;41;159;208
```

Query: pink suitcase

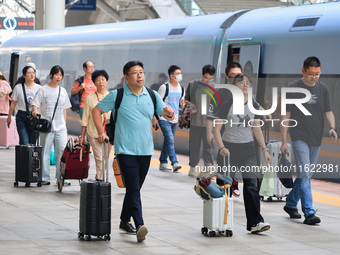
0;116;19;148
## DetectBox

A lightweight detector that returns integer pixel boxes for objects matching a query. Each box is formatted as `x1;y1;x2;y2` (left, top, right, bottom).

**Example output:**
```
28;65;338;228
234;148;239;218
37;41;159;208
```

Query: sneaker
136;225;148;242
173;163;182;172
303;214;321;225
188;166;197;177
64;180;71;186
283;206;302;219
232;180;240;197
41;181;50;185
119;221;136;235
250;222;271;233
159;163;171;171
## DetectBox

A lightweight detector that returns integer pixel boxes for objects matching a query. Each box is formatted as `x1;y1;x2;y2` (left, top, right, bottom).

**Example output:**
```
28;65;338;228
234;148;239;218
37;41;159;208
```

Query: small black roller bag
78;141;111;241
14;133;42;188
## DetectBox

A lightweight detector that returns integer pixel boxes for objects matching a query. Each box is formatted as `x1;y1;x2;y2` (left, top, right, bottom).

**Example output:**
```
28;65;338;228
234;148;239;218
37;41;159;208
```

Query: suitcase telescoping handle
223;151;232;197
264;116;270;145
102;139;109;182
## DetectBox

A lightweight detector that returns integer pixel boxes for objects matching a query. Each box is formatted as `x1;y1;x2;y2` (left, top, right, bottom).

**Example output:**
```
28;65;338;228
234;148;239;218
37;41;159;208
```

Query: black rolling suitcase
14;126;42;188
78;141;111;241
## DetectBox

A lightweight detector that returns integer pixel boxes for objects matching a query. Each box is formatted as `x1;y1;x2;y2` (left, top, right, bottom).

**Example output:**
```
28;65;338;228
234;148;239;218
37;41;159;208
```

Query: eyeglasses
128;71;144;76
26;71;36;75
238;81;251;87
305;72;321;78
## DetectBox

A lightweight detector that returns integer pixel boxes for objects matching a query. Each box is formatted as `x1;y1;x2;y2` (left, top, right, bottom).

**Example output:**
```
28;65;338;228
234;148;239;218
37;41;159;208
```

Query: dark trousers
117;154;151;227
218;141;264;231
189;125;214;167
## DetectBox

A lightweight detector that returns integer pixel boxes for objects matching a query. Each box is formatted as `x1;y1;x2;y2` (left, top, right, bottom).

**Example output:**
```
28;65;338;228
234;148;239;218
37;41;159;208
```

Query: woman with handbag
7;65;41;145
80;70;111;180
32;65;71;185
213;73;272;234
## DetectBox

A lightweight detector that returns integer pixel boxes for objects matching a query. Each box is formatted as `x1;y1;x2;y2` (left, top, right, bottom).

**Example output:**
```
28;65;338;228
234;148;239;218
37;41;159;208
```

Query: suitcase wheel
103;234;110;241
14;182;18;187
267;197;273;202
78;232;84;239
225;230;233;237
209;231;216;237
25;182;30;188
201;227;208;235
57;179;63;192
84;235;91;241
37;182;42;187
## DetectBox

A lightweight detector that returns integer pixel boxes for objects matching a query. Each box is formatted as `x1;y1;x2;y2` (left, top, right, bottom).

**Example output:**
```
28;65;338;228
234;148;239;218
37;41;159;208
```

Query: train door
228;43;261;95
9;53;20;88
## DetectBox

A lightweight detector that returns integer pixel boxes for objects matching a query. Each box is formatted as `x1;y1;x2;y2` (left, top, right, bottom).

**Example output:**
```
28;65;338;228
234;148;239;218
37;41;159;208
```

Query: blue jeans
159;120;178;165
117;154;151;227
286;140;320;217
16;110;37;145
40;127;68;182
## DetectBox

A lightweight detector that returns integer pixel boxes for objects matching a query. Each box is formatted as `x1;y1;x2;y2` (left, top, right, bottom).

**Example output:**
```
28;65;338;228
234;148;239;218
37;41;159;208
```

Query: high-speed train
1;2;339;179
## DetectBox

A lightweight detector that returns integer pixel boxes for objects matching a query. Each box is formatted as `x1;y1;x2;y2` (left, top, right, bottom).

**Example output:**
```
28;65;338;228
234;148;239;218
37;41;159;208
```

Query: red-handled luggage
58;137;90;192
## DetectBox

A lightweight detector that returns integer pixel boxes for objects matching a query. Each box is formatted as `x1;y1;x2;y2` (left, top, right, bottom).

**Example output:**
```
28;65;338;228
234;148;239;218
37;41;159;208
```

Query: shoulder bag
23;84;61;133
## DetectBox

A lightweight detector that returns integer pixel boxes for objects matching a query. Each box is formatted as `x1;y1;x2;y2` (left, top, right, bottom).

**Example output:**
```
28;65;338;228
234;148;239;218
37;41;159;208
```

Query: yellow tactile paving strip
312;191;340;207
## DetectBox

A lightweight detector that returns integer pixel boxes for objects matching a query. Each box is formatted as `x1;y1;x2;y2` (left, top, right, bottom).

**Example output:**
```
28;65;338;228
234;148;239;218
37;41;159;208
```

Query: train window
168;28;186;35
290;16;320;32
167;27;187;39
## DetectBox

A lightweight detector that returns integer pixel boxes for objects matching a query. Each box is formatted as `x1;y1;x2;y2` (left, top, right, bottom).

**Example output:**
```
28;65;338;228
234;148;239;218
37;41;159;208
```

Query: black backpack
70;76;84;112
162;82;184;106
108;87;159;145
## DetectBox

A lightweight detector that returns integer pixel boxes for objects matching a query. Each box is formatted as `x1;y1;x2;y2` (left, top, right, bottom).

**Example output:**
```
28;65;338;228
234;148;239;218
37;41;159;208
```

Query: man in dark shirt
185;65;216;177
281;56;337;225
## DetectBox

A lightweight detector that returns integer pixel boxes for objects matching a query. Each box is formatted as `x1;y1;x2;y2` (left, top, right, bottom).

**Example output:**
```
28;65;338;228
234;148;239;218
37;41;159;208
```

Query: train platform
0;145;339;255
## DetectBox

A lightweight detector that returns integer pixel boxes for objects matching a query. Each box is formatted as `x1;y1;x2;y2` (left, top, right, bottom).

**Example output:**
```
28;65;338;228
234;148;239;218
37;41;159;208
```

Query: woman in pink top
0;73;12;116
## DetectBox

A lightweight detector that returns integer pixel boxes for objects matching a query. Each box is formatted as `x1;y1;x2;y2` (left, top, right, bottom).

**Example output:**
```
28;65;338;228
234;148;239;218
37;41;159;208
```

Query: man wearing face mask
185;64;216;177
157;65;185;172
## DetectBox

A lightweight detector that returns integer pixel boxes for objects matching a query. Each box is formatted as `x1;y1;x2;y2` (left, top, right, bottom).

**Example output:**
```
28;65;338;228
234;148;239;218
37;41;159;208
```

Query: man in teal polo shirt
92;61;174;242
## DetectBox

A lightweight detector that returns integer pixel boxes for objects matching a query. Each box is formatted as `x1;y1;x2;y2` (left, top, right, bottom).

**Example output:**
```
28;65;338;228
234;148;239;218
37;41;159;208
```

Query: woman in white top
213;73;271;234
7;66;41;144
80;70;111;180
32;65;71;185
